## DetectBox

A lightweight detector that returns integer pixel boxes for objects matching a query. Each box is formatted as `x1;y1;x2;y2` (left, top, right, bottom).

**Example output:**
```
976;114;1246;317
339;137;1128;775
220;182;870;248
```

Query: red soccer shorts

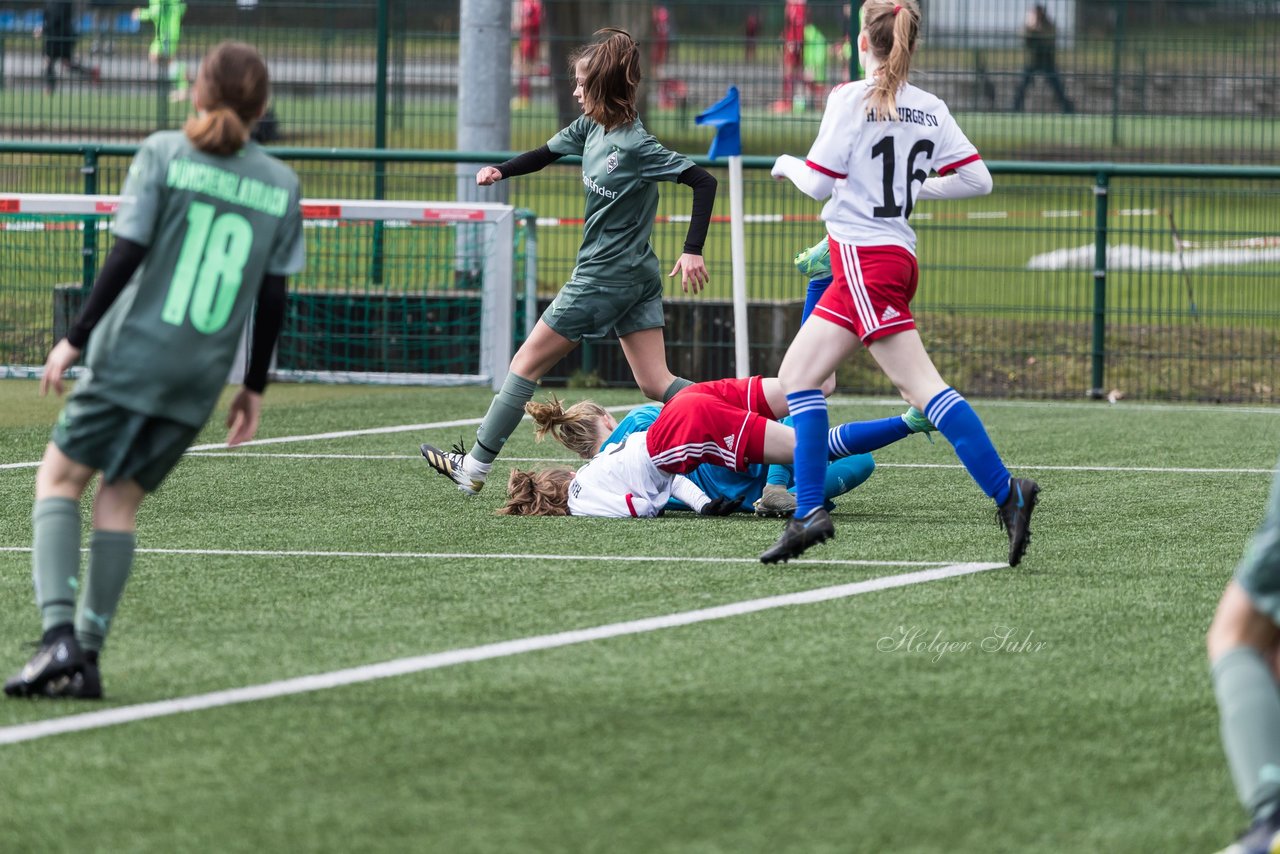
812;241;919;344
645;376;776;474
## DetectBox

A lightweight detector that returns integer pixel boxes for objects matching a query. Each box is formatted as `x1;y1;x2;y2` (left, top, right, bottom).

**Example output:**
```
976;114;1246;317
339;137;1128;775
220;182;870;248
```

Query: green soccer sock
32;497;82;632
662;377;694;402
1212;646;1280;820
74;530;137;653
471;372;538;465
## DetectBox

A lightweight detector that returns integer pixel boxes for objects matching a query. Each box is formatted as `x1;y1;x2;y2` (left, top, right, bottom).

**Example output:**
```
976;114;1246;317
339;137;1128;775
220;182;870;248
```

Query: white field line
0;545;961;568
0;560;1005;746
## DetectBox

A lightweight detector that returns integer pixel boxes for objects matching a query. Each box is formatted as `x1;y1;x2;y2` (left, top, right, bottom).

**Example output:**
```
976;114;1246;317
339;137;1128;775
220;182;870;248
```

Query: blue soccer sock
827;415;912;457
765;463;792;487
786;389;828;517
802;276;833;324
925;388;1011;504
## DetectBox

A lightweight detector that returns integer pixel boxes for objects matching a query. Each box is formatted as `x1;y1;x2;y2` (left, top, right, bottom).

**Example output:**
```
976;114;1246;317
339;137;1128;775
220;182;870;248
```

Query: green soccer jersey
73;131;304;428
547;115;694;285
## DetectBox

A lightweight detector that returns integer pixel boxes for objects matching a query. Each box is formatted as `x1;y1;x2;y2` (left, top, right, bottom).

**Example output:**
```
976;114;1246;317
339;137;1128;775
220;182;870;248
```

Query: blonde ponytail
525;395;612;460
863;0;920;120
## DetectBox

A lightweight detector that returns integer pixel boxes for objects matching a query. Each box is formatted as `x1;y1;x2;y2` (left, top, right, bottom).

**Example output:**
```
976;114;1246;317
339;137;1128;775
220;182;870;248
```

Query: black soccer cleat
1214;809;1280;854
45;650;103;700
760;507;835;564
996;477;1040;567
4;628;85;699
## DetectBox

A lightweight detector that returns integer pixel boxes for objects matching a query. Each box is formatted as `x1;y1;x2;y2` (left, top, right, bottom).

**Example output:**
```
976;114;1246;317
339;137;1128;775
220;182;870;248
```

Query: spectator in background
745;10;759;61
776;0;807;112
134;0;188;102
651;5;685;109
1011;3;1074;114
38;0;99;95
513;0;542;109
801;21;828;111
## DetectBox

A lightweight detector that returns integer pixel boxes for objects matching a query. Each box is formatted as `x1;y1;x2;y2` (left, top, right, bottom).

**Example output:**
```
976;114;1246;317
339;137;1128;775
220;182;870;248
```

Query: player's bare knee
820;374;836;397
637;376;673;401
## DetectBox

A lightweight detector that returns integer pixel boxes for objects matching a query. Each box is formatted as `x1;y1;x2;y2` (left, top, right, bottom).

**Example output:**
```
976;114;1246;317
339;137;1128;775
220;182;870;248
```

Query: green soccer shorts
540;274;666;341
52;392;201;493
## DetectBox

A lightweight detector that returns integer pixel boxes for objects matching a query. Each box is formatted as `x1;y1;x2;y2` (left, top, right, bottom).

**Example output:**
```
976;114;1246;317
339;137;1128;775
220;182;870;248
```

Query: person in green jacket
134;0;188;100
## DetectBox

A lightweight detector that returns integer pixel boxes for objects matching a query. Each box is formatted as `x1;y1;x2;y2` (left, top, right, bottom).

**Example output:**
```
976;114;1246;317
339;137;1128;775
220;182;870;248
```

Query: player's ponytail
185;41;270;156
569;28;640;131
863;0;920;120
525;396;612;460
498;468;574;516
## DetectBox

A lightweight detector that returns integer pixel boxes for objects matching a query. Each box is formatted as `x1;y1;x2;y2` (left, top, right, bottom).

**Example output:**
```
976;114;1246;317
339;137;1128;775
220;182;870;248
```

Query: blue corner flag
695;86;741;160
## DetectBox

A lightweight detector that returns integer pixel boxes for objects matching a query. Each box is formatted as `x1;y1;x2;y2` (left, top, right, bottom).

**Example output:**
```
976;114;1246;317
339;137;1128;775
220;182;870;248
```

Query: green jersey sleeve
112;137;166;246
637;133;694;182
547;116;591;156
267;187;305;276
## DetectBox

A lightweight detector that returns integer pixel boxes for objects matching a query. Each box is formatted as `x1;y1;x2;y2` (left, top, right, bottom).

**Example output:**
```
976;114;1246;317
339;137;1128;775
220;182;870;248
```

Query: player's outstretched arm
477;145;564;186
771;154;836;201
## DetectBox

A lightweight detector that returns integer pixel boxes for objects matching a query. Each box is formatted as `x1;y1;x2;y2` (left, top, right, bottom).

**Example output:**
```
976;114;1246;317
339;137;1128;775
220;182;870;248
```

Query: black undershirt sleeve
496;145;563;179
243;274;287;394
676;165;717;255
65;238;148;349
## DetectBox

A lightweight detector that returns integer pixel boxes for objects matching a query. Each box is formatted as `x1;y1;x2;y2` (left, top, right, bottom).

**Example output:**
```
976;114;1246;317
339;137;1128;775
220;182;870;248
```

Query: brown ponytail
863;0;920;120
498;468;575;516
568;28;640;131
185;41;270;155
525;395;612;460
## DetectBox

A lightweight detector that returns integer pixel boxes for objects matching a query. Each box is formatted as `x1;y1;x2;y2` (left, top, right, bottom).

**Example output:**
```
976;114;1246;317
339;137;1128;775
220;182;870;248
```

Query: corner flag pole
696;87;748;377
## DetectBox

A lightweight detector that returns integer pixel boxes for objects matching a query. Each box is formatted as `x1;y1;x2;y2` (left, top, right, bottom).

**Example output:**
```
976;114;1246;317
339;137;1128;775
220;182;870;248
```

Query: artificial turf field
0;378;1278;852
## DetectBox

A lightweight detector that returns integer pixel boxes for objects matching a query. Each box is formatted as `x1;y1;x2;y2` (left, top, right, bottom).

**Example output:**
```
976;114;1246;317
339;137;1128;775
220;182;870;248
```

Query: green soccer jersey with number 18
548;115;693;285
73;130;305;428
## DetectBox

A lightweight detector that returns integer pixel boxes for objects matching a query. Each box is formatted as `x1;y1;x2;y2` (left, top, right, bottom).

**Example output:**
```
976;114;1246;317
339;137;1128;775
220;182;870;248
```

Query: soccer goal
0;194;525;390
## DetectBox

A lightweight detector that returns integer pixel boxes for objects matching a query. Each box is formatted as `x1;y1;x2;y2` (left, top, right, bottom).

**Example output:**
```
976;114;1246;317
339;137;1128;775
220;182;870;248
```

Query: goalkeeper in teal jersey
422;27;717;499
4;42;304;701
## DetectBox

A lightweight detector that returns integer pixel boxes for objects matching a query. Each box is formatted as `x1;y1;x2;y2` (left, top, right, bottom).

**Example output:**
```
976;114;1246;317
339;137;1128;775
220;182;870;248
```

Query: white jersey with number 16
804;80;981;254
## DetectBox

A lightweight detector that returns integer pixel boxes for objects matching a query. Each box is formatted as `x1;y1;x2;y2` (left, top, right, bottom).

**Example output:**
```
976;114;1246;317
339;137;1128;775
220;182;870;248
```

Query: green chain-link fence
0;0;1275;162
2;144;1276;402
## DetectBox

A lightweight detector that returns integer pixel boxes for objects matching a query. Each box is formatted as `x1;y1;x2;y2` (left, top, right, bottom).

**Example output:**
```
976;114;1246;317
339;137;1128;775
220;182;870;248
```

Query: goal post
0;194;522;390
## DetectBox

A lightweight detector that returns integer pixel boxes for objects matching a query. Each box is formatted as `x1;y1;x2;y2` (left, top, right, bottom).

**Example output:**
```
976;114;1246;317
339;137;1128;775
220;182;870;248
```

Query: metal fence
2;143;1276;403
0;0;1276;163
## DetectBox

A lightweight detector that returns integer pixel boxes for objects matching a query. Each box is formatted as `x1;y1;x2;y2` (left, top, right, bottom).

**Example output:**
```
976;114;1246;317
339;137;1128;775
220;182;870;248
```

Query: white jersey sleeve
669;475;711;515
566;433;675;518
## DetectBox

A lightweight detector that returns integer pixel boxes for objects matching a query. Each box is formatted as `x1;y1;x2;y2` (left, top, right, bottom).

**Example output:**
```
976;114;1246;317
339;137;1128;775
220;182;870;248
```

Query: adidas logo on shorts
880;305;901;322
723;434;735;450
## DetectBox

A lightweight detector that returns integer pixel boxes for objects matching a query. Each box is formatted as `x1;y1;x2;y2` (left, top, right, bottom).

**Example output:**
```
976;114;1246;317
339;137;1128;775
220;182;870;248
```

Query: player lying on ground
495;376;930;519
519;391;934;517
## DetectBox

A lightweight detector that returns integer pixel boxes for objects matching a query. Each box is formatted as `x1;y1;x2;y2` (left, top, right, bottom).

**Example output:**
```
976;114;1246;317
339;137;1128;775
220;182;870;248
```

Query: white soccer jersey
567;432;711;518
804;80;981;253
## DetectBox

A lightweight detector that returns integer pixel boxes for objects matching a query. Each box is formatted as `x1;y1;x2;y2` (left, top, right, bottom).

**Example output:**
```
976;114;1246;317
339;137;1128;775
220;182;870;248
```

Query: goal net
0;194;526;390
